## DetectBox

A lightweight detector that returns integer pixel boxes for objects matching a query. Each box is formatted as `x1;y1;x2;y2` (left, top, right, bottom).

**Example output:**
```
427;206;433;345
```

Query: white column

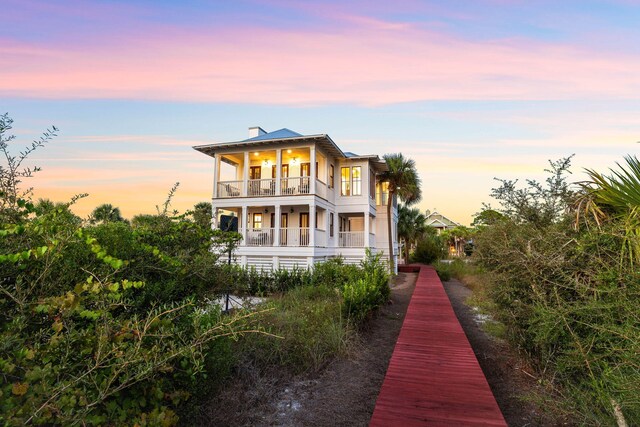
325;209;330;247
211;206;218;229
243;152;250;196
274;204;281;246
212;155;218;199
310;145;317;194
275;149;282;196
364;211;370;248
309;203;316;247
334;212;340;247
241;206;248;246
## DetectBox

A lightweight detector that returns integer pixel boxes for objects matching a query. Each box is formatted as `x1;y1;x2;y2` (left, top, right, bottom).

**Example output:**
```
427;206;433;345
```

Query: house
425;210;468;257
193;127;399;271
425;210;461;234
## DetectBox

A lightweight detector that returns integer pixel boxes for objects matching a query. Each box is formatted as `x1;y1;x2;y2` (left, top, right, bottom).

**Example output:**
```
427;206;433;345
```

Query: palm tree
90;203;125;224
577;155;640;263
379;153;422;273
398;204;427;263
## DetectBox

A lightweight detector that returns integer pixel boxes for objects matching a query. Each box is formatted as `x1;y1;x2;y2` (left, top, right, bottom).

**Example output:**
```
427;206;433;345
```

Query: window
329;165;334;188
316;161;319;179
341;167;350;196
315;211;318;229
376;182;389;206
252;213;262;229
281;164;289;178
370;169;375;199
352;166;362;196
330;213;334;237
301;163;310;177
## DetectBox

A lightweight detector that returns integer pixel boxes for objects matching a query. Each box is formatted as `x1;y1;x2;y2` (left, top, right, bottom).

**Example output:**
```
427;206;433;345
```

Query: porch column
334;212;340;247
274;204;281;246
243;152;249;196
211;206;218;229
212;155;218;199
275;148;282;196
310;145;317;194
364;211;370;248
241;206;248;246
309;203;316;247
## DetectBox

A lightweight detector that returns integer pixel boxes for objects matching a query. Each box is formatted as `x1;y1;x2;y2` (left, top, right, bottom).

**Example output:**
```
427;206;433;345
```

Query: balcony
217;177;319;198
338;231;365;247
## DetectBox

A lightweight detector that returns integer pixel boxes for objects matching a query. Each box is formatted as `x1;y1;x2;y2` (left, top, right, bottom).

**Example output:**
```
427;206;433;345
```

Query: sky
2;0;640;225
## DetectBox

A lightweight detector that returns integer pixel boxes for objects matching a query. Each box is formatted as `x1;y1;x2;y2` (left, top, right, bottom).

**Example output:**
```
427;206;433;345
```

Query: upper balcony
213;146;333;200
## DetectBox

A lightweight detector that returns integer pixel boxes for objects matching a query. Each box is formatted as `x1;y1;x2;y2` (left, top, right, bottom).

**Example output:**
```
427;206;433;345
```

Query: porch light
290;157;298;165
254;152;259;156
262;159;272;167
287;149;292;154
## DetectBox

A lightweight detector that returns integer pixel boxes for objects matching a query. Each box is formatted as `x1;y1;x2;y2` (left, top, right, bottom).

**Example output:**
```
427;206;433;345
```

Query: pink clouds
2;18;640;105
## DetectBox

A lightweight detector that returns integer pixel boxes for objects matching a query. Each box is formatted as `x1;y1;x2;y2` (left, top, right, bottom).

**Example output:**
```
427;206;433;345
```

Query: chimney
248;126;267;138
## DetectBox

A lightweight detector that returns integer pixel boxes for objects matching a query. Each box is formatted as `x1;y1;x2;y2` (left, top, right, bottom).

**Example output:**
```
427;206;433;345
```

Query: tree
398;204;427;263
379;153;422;273
192;201;212;229
577;154;640;263
0;113;57;221
90;203;126;224
491;156;574;227
471;205;506;228
441;225;471;257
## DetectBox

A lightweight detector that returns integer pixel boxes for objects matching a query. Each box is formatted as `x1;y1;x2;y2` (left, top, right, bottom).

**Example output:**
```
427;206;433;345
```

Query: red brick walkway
370;265;507;426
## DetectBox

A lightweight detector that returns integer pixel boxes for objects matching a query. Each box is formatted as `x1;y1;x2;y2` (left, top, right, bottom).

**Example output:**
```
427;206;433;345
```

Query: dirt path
199;272;417;426
443;279;566;427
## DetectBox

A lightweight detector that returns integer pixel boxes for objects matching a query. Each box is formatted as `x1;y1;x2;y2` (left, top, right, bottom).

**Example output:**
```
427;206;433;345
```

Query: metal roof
243;128;302;142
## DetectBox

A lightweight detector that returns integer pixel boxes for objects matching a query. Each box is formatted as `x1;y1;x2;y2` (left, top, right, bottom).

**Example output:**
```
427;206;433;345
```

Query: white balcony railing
280;176;311;195
316;179;327;199
246;228;274;246
217;180;243;198
315;229;326;247
248;179;276;197
339;231;364;247
279;227;310;246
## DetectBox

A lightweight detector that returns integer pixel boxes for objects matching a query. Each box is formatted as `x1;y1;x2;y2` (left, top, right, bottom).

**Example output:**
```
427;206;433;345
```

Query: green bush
412;233;446;264
434;259;467;281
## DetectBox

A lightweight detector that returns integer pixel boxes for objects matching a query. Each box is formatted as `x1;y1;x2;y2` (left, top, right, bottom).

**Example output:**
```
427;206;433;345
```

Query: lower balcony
241;228;368;248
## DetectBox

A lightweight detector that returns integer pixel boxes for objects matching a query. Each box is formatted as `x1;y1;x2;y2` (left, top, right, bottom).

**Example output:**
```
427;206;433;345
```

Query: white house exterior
193;127;399;271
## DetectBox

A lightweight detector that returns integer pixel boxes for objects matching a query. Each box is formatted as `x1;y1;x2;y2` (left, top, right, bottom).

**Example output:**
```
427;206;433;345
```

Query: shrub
434;259;467;281
412;233;446;264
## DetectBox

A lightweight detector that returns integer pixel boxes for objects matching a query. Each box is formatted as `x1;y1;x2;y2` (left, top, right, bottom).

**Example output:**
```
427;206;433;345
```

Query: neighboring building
425;210;468;257
425;210;461;234
193;127;399;271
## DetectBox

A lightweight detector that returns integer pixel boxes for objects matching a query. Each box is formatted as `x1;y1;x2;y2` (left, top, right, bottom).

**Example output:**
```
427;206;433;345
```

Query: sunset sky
3;0;640;225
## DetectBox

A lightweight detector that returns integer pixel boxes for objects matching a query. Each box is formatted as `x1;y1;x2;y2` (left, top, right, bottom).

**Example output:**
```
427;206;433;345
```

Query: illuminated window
252;213;262;229
341;167;350;196
352;166;361;196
